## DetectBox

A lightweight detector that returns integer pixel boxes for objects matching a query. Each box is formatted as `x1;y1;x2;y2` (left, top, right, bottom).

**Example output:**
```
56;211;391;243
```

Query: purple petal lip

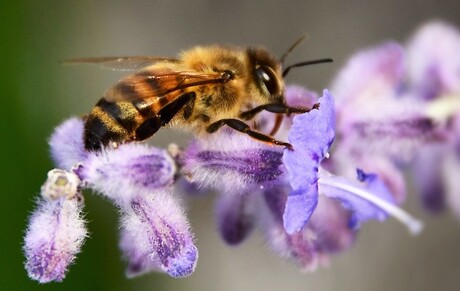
330;42;405;104
75;144;176;204
24;196;87;283
119;227;162;278
196;149;283;183
49;117;87;170
123;194;198;278
283;187;318;234
216;192;254;245
407;21;460;96
282;90;336;234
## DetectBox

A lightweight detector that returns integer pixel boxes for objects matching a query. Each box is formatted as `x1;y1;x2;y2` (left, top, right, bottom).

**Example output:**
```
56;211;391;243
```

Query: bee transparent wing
62;56;181;71
104;68;231;102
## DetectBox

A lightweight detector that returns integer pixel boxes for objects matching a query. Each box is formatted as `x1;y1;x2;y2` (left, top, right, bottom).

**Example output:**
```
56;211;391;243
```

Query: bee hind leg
206;118;293;150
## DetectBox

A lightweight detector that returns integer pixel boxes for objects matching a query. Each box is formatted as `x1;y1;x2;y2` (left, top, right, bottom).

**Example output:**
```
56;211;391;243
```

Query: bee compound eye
256;65;279;96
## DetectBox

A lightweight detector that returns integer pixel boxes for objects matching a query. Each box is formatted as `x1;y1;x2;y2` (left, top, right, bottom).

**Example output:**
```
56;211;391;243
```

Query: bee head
247;48;285;105
248;37;333;108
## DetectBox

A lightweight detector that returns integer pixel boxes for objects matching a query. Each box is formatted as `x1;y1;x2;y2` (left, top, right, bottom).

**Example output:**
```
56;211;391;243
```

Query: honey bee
67;37;332;151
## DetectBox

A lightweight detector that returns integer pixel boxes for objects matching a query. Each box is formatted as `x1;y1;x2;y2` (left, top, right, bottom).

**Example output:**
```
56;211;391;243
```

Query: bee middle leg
206;118;293;150
239;102;320;120
158;92;196;125
135;92;196;141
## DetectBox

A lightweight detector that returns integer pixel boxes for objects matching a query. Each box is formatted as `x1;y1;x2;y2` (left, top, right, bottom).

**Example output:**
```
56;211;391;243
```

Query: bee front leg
239;102;320;120
206;118;293;150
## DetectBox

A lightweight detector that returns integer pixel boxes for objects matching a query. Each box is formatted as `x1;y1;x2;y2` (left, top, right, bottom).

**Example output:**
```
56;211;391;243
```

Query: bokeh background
2;1;460;290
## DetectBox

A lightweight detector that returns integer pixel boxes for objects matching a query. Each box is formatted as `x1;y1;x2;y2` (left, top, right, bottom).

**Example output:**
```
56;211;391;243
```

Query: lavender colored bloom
283;90;335;234
182;129;284;192
405;21;460;214
320;170;390;226
24;170;87;283
120;191;197;278
330;42;444;161
25;118;198;282
259;188;355;271
331;42;405;108
328;21;460;216
119;225;162;278
411;147;446;212
259;186;320;271
49;117;88;170
76;143;176;205
215;190;255;245
406;21;460;98
181;87;422;270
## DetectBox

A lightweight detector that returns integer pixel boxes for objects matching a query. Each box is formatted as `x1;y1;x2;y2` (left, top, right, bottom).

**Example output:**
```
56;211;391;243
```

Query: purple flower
259;188;355;271
330;42;445;161
24;118;198;282
181;88;422;269
49;118;88;170
32;22;460;278
119;190;197;278
405;21;460;214
330;46;435;199
24;169;87;283
329;21;460;216
215;190;255;245
406;21;460;98
282;89;335;233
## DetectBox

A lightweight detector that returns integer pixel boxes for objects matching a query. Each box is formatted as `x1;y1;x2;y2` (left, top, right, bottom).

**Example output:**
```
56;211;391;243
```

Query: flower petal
49;118;87;170
282;90;335;234
330;42;405;107
331;148;407;204
308;196;356;253
444;151;460;219
318;169;423;235
260;187;319;271
120;190;198;278
24;196;86;283
76;143;175;205
215;191;254;245
411;147;446;212
319;169;392;228
283;187;318;234
182;131;284;192
407;21;460;97
119;223;163;278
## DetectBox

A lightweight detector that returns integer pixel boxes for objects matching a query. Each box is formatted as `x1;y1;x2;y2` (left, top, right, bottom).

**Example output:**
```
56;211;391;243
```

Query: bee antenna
280;34;308;65
282;58;333;77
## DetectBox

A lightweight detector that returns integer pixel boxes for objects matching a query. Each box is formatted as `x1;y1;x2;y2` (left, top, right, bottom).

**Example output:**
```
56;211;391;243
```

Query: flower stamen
319;176;424;235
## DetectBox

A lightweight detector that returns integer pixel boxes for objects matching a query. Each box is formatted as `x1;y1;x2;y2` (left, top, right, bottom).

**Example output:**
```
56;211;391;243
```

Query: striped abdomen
84;97;168;151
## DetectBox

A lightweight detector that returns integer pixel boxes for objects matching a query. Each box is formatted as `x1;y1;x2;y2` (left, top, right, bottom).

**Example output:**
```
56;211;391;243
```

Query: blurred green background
2;1;460;291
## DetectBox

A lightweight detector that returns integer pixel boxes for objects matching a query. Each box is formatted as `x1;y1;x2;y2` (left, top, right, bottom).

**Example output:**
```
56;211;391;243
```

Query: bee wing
104;68;231;102
62;56;181;71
